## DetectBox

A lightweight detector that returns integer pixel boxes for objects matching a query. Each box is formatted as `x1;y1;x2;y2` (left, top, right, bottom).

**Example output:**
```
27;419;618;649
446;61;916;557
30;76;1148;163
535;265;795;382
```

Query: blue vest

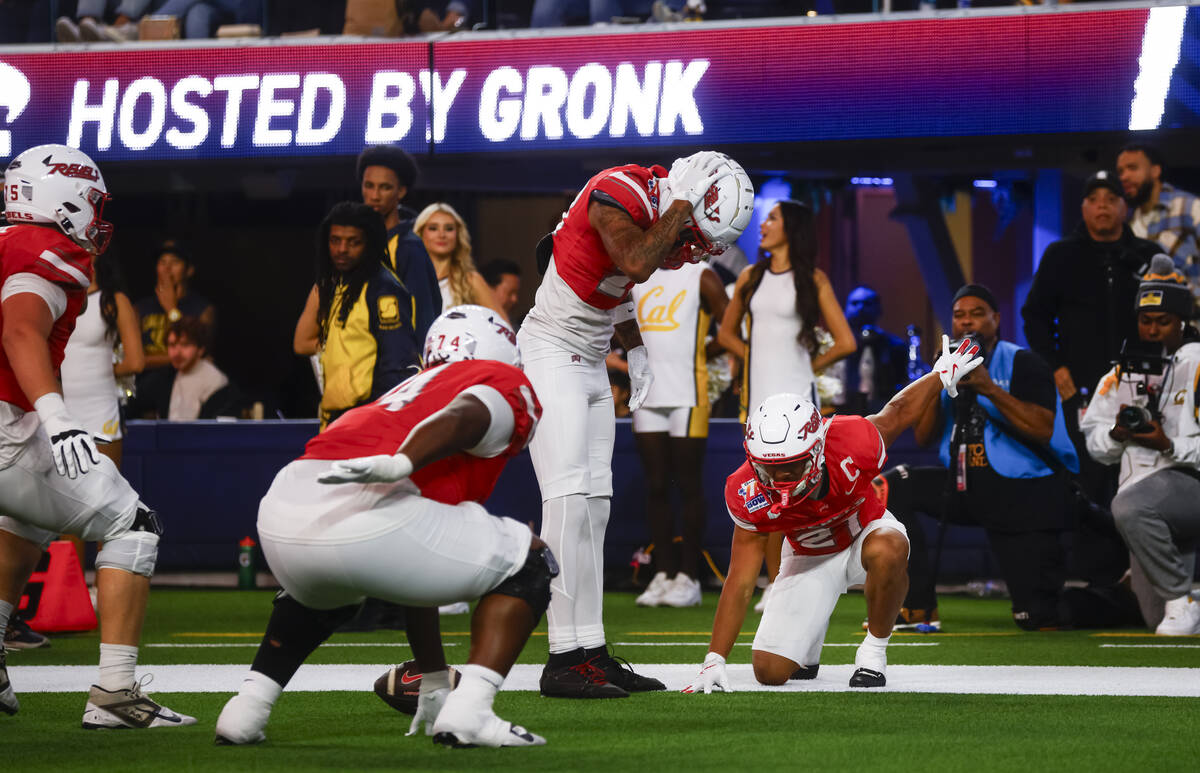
939;340;1080;477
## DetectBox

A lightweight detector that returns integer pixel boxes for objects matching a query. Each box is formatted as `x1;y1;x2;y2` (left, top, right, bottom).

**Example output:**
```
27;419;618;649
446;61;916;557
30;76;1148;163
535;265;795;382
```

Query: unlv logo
45;162;100;182
797;409;821;440
702;182;721;222
492;321;517;345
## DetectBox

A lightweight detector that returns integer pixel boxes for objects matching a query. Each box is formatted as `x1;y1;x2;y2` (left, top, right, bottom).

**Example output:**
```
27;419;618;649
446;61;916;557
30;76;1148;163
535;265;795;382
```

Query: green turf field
5;589;1199;772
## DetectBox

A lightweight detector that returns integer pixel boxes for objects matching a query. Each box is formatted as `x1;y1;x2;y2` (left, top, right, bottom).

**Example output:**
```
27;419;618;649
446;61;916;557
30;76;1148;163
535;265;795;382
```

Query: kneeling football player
685;337;981;693
216;306;553;748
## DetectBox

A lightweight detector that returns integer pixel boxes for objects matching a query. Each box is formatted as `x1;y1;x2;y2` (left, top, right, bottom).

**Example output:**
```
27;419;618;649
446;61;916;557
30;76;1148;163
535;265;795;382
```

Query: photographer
1081;255;1200;636
876;285;1079;631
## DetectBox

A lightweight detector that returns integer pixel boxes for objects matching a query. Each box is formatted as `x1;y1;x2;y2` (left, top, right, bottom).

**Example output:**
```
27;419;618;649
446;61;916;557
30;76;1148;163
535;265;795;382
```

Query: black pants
1061;394;1129;586
881;466;1066;629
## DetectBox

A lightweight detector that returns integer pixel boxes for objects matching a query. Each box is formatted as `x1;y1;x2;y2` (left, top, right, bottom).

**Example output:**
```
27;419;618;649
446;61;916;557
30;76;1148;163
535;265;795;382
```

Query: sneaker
659;574;702;608
539;660;628;699
438;602;470;615
864;607;940;633
4;617;50;651
55;17;82;42
1155;594;1200;636
585;647;666;692
81;681;197;729
789;664;819;680
214;693;269;745
635;571;671;607
1;648;18;715
848;667;886;688
432;703;545;748
753;582;773;613
78;17;106;41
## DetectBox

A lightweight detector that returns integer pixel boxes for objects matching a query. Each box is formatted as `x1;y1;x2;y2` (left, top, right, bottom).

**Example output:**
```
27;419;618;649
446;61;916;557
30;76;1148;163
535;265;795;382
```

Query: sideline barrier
121;419;984;577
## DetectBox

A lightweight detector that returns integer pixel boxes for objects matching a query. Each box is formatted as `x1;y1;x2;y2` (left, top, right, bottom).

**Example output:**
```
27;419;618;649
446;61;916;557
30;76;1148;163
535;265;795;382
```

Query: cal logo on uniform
746;494;769;513
1139;290;1164;308
377;295;400;324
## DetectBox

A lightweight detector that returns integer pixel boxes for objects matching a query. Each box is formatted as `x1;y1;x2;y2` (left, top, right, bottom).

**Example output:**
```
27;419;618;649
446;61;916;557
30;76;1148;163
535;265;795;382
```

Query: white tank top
61;290;121;437
745;269;815;418
630;263;709;408
438;276;453;310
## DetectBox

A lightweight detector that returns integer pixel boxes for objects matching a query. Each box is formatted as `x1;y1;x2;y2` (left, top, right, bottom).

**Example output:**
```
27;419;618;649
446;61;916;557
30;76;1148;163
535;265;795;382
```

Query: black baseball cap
1083;170;1123;198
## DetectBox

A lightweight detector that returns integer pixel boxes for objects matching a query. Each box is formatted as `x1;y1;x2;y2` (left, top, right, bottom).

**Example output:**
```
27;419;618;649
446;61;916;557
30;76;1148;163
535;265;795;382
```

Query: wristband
612;301;636;325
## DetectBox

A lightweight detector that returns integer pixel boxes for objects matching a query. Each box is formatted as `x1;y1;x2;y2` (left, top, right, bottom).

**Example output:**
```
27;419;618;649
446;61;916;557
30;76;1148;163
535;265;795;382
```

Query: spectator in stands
833;285;909;416
133;241;215;404
1117;143;1200;296
293;201;421;430
357;146;441;342
1021;170;1161;613
153;0;262;38
879;284;1079;631
1081;256;1200;636
479;258;522;319
163;318;229;419
630;261;727;608
413;202;505;318
530;0;657;26
56;1;155;42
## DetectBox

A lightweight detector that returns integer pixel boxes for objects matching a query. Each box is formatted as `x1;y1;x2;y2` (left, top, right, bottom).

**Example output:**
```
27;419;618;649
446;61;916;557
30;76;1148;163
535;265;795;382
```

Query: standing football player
0;145;194;728
518;151;754;697
216;306;554;748
685;337;982;693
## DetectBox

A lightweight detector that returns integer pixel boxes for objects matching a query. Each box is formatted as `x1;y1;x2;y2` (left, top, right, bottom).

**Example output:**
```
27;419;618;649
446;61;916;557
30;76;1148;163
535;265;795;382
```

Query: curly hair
414;202;480;307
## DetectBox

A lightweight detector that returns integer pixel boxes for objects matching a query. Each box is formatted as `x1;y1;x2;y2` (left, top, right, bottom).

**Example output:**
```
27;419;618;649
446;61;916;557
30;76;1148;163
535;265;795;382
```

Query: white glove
682;651;731;694
35;393;100;479
405;670;451;737
317;453;413;485
933;334;983;398
666;151;728;209
626;345;653;412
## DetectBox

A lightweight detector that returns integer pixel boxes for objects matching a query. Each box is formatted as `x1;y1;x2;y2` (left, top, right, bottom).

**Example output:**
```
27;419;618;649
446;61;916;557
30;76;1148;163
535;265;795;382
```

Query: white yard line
8;664;1199;697
143;643;456;649
610;642;940;647
1098;644;1200;649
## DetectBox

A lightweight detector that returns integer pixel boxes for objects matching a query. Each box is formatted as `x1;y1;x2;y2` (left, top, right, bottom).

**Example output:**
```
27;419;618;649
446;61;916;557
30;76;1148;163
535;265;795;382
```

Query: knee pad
96;530;159;577
487;546;559;621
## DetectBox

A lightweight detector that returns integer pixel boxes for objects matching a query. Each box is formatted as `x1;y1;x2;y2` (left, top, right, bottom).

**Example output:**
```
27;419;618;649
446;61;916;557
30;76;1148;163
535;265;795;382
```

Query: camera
1116;339;1167;376
1116;404;1157;433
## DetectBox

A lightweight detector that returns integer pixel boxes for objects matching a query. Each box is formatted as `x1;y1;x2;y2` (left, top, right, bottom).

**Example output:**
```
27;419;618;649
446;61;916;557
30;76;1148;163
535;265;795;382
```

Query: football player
518;151;755;698
685;336;982;693
0;145;194;728
215;305;554;748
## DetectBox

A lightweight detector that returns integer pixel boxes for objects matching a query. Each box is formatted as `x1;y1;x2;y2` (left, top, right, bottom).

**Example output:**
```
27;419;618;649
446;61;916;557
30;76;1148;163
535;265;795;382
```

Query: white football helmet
4;144;112;254
744;393;827;508
423;304;521;368
660;152;754;259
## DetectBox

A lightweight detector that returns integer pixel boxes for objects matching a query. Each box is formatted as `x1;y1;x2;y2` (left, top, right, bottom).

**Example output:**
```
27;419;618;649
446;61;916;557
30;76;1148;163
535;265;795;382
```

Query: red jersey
301;360;541;506
0;225;93;411
725;415;889;556
550;163;668;309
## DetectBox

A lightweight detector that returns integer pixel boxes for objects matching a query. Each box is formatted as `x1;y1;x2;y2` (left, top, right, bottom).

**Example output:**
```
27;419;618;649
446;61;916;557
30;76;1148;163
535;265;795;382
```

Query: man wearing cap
1021;170;1162;603
877;284;1079;631
1080;255;1200;636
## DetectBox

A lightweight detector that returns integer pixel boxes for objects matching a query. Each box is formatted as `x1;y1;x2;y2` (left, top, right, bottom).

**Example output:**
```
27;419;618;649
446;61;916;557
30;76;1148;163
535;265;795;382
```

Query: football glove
682;651;731;694
933;334;983;399
317;453;414;485
405;670;451;737
626;345;653;412
666;151;728;209
34;393;100;479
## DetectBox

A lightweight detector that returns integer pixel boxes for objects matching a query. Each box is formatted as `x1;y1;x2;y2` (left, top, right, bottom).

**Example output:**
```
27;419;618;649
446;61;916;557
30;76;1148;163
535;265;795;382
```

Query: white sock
855;632;890;673
0;600;12;633
240;671;283;706
97;643;138;691
454;664;504;714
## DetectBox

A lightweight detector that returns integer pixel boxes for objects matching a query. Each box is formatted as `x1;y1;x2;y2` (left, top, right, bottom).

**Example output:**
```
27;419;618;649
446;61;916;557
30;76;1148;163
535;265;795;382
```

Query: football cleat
659;574;702;608
4;617;50;651
81;682;197;729
585;648;666;693
789;664;819;681
375;660;461;715
432;712;546;748
214;693;270;745
1;647;19;715
539;660;628;699
848;668;886;688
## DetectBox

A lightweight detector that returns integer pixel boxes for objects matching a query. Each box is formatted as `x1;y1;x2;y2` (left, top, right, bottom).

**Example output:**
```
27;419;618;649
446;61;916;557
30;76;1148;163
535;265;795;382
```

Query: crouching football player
216;306;554;748
685;337;981;693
